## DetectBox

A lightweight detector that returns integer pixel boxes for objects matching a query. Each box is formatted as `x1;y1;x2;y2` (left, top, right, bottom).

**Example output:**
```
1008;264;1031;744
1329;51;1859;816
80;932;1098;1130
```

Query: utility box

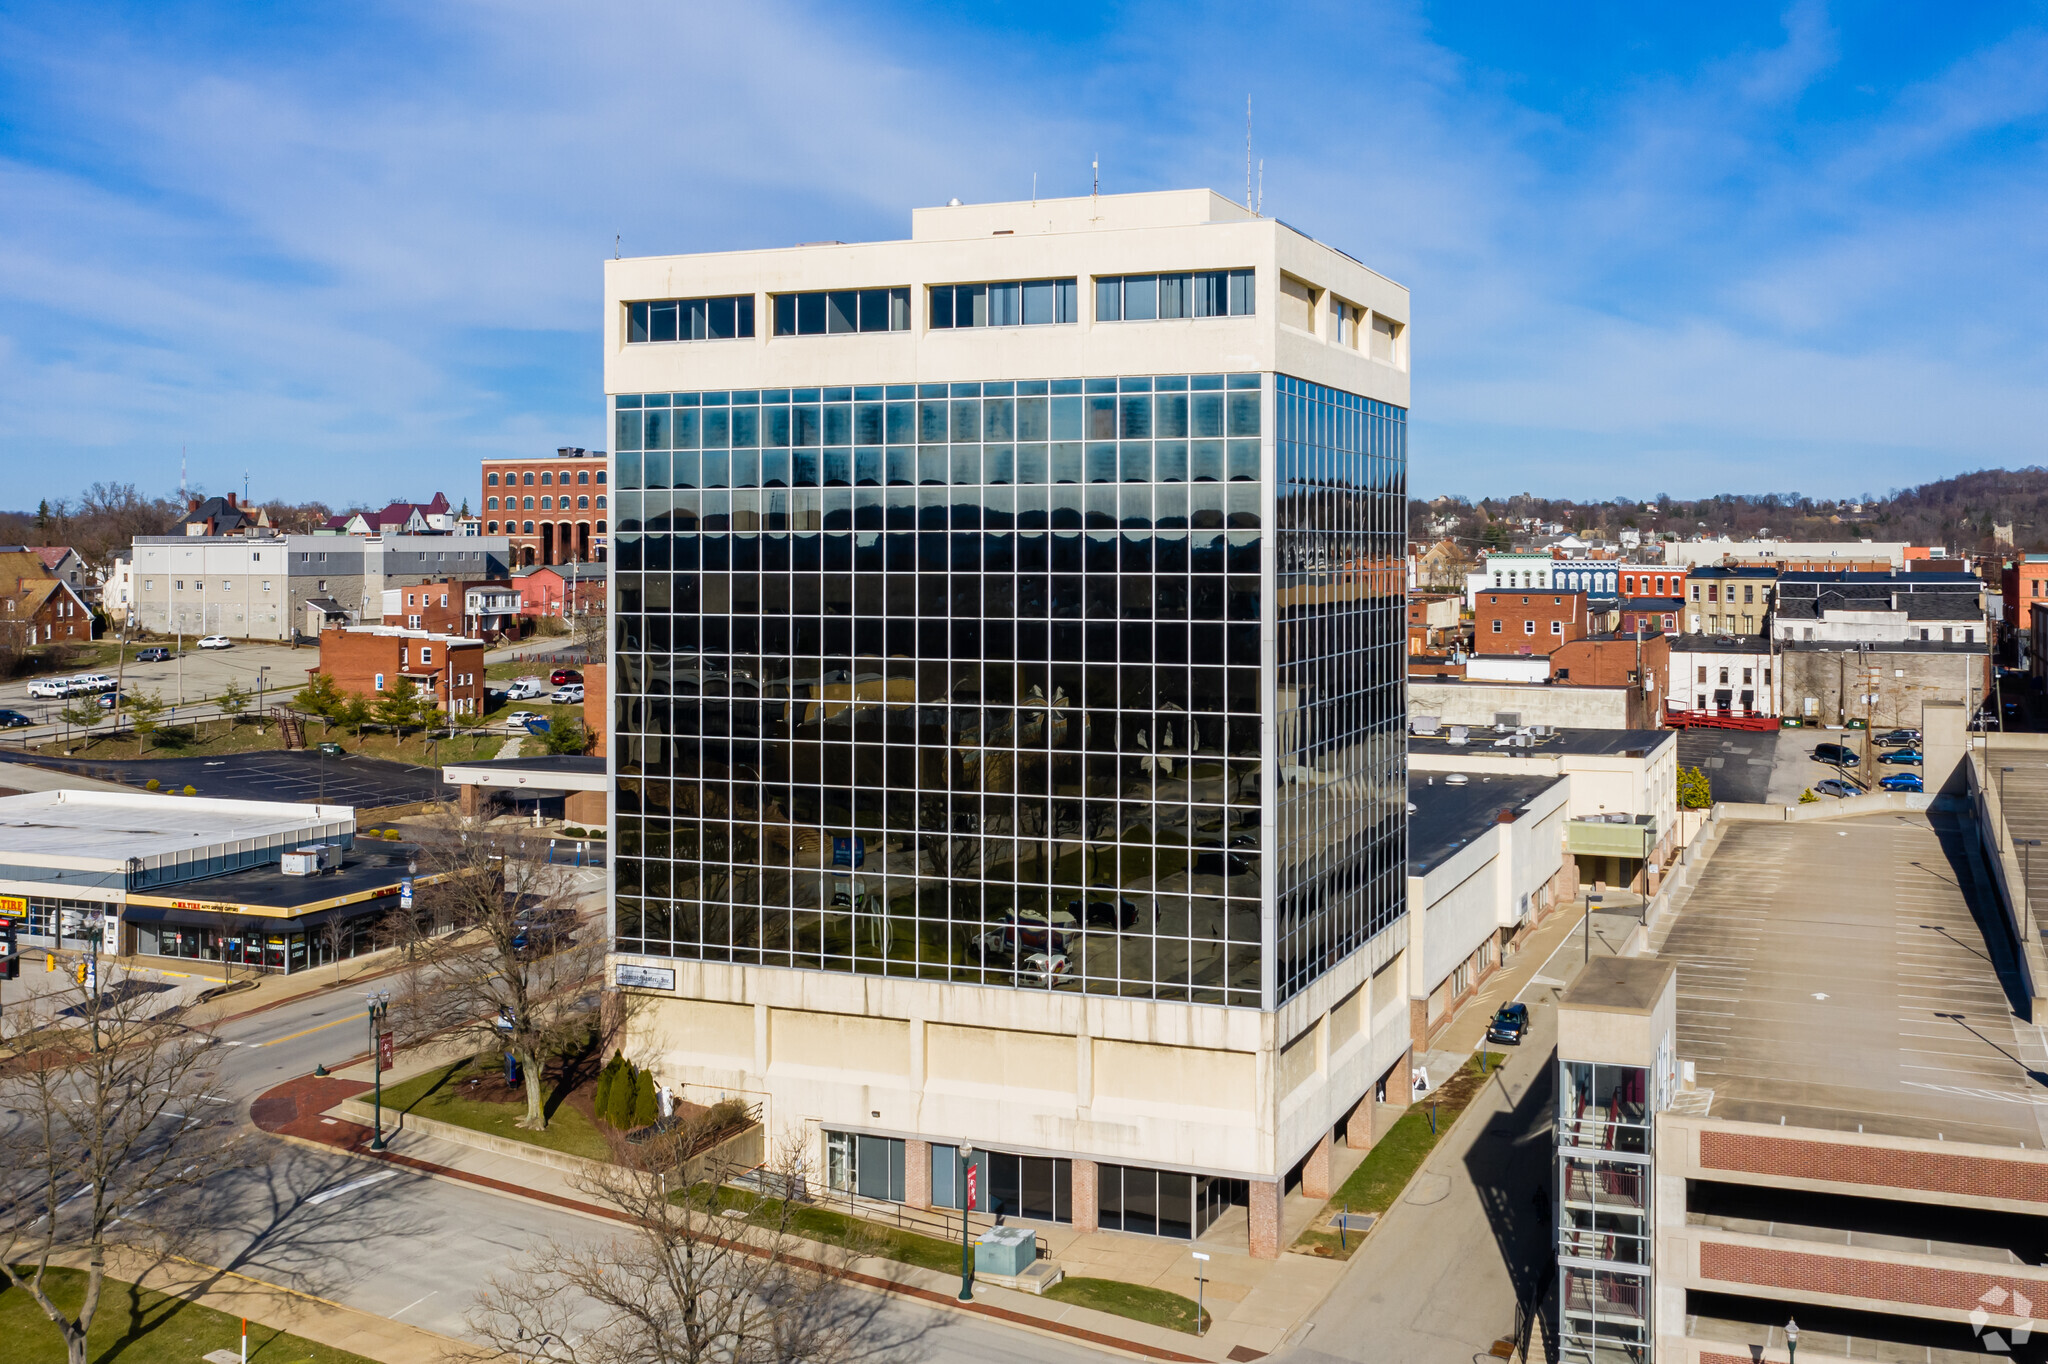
975;1225;1037;1276
281;844;342;877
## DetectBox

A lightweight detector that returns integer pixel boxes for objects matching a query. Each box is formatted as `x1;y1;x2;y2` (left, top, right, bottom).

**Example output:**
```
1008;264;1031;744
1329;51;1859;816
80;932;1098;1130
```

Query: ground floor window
931;1144;1073;1224
824;1131;906;1203
134;909;381;974
19;896;109;949
1098;1163;1245;1239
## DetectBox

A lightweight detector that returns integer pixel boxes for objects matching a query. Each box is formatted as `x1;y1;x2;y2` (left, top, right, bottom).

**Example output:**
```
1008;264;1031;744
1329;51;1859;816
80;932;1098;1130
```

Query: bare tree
387;817;604;1129
0;964;247;1364
466;1120;899;1364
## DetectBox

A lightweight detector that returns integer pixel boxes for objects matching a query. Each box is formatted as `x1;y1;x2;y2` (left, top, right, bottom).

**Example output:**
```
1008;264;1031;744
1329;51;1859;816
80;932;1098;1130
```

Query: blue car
1877;748;1922;766
1879;772;1923;793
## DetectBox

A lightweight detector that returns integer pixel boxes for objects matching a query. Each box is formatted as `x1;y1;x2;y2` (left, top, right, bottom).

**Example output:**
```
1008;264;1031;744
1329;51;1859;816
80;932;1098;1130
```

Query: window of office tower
609;372;1403;1009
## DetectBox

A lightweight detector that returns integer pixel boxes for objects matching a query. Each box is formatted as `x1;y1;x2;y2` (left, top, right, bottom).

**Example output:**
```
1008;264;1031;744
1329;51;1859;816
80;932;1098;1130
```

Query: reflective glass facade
610;371;1404;1011
1273;376;1408;1001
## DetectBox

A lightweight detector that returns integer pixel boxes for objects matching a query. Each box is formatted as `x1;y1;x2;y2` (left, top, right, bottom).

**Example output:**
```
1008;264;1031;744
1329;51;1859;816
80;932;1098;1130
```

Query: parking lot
0;641;312;734
0;749;447;810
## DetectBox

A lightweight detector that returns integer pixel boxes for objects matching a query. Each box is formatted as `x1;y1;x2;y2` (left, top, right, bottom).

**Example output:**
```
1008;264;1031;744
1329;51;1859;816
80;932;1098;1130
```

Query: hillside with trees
1413;467;2048;554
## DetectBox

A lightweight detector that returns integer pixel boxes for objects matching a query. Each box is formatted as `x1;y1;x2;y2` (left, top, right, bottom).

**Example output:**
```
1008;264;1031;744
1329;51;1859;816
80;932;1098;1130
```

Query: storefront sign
615;963;676;991
172;900;241;914
832;837;865;869
0;895;25;917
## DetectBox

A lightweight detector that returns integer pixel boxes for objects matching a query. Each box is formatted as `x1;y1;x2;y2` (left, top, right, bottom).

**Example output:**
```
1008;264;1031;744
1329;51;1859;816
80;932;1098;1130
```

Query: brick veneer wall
1700;1130;2048;1204
1699;1240;2042;1315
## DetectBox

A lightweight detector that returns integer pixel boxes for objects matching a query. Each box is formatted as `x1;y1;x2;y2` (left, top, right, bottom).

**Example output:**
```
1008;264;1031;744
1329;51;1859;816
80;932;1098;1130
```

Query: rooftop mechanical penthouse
604;190;1411;1257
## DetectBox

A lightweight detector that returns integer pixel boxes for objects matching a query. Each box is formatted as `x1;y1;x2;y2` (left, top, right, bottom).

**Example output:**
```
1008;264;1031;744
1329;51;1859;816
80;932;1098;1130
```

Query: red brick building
482;447;608;568
1616;566;1686;601
1547;632;1670;707
380;579;522;641
312;626;486;716
0;550;93;647
514;564;607;620
1474;590;1589;655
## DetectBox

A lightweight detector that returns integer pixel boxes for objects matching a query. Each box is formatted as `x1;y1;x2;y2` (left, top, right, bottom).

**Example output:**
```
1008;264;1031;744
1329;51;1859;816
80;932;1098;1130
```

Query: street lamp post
367;989;391;1150
1786;1316;1799;1364
957;1143;976;1301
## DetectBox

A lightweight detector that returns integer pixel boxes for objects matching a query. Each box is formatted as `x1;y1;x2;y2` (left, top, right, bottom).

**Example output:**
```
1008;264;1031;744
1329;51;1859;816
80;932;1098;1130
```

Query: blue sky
3;1;2046;507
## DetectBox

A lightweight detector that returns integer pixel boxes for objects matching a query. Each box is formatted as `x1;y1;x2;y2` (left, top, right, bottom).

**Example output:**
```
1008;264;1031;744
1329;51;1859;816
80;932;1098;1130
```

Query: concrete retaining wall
334;1097;765;1186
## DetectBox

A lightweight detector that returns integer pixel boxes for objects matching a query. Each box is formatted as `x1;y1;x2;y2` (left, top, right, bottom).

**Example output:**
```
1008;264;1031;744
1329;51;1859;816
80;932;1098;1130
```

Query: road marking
257;1011;368;1047
390;1289;438;1319
307;1171;399;1206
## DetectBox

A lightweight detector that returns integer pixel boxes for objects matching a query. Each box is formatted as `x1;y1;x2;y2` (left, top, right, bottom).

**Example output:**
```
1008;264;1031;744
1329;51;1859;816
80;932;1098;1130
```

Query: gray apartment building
127;534;511;641
604;190;1413;1256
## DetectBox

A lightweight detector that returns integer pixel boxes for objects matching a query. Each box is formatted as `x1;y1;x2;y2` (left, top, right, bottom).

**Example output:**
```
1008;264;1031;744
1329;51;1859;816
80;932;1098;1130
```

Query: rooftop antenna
614;234;620;260
1092;157;1099;197
243;469;250;504
1246;95;1253;213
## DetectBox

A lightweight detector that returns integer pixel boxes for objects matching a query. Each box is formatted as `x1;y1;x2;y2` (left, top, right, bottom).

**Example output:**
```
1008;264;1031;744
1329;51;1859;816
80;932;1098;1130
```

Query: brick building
1474;589;1590;655
1548;632;1670;699
514;563;607;620
1617;597;1682;636
312;626;486;715
379;578;522;641
1617;565;1686;601
481;447;608;568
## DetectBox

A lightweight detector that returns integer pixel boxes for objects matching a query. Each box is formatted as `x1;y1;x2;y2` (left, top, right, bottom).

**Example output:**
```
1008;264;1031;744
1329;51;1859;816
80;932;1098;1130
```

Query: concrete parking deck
1657;810;2047;1148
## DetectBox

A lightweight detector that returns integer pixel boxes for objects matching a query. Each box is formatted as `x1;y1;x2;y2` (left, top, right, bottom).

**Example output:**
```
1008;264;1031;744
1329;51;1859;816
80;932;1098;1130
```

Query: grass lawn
377;1053;612;1161
0;1266;377;1364
706;1188;963;1274
50;714;512;768
1291;1051;1503;1260
1043;1277;1208;1335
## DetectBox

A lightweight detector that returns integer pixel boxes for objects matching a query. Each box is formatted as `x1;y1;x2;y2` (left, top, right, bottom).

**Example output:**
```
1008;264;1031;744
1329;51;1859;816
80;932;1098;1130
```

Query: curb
251;1075;1204;1363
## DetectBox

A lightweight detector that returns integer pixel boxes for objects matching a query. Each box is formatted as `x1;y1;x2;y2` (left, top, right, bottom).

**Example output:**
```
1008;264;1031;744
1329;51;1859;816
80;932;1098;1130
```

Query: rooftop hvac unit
281;844;342;877
1528;724;1553;737
1447;725;1470;746
1410;715;1442;736
1511;734;1534;748
1494;711;1521;729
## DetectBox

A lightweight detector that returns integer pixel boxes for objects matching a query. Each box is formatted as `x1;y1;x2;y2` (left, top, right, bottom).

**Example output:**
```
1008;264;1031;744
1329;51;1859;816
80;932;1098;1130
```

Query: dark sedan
1486;1002;1530;1045
0;709;32;728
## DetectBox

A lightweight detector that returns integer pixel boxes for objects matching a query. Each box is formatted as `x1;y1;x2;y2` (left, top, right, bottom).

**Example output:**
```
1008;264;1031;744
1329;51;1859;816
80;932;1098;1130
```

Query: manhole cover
1406;1173;1452;1205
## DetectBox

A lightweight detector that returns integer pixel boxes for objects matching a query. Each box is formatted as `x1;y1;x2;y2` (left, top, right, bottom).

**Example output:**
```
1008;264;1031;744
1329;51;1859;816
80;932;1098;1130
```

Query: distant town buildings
481;447;607;568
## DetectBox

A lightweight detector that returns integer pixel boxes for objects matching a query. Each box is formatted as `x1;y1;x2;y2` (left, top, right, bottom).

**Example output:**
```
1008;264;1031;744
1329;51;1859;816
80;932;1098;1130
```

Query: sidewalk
79;1247;468;1364
252;1066;1254;1361
32;943;421;1024
1412;891;1596;1087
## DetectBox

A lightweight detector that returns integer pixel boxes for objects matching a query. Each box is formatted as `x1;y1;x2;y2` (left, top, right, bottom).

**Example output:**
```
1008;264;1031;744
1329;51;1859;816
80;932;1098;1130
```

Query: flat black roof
1409;727;1674;759
126;841;421;920
1408;773;1565;875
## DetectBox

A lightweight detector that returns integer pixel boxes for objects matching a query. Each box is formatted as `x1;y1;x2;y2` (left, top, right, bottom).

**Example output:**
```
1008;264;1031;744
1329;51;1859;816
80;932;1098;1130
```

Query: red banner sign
377;1031;394;1071
965;1160;977;1212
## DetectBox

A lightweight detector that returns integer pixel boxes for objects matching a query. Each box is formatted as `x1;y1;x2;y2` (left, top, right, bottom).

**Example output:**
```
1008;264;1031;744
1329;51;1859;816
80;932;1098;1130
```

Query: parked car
96;691;123;710
197;635;232;649
1019;951;1071;987
1812;743;1860;767
0;709;32;728
135;647;171;663
72;674;115;692
1877;748;1923;766
1485;1002;1530;1046
1878;772;1923;792
25;679;68;699
512;907;574;955
315;741;346;757
550;668;584;686
1191;843;1257;877
503;678;546;700
1064;896;1141;931
549;684;585;704
1814;778;1861;798
1874;728;1920;747
503;710;544;730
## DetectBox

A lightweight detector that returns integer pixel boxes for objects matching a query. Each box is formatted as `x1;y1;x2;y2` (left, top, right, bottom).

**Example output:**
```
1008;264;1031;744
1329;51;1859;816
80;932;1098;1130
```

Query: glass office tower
608;371;1404;1011
602;192;1413;1257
